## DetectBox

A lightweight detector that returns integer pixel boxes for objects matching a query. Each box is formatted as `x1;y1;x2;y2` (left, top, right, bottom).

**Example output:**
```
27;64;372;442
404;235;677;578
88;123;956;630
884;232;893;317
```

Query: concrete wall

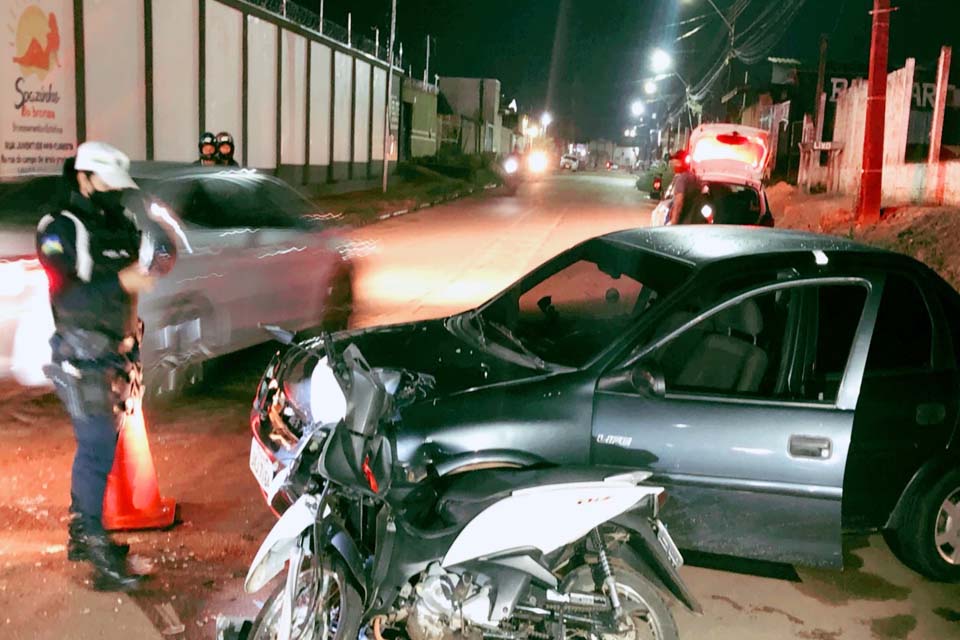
401;79;439;158
804;60;917;196
152;0;199;163
0;0;398;188
880;160;960;206
438;77;502;154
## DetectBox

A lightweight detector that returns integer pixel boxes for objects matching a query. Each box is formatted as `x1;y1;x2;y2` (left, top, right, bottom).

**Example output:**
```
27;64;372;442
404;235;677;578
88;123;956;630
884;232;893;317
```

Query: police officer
214;131;239;166
37;142;154;591
667;150;704;225
195;131;217;165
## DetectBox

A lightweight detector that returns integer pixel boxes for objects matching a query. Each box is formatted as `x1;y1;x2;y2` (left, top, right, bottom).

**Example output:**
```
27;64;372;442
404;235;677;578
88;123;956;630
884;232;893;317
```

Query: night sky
293;0;960;139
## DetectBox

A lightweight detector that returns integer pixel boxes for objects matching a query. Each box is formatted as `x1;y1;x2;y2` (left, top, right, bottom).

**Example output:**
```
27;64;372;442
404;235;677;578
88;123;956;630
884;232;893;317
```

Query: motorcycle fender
612;512;703;615
245;494;321;594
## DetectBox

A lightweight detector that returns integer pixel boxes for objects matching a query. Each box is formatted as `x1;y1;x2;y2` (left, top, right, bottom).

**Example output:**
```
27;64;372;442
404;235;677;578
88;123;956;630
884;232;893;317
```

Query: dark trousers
69;410;122;534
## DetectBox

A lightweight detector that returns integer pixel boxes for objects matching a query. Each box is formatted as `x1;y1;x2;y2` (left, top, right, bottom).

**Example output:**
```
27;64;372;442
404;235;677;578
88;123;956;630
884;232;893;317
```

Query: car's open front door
591;278;880;568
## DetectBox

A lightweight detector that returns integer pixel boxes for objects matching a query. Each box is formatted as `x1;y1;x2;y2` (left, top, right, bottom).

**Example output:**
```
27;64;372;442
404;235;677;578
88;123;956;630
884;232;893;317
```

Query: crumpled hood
330;319;539;398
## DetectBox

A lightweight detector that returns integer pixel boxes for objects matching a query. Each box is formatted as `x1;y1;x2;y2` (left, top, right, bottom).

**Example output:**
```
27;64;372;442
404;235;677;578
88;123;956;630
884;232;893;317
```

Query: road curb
336;182;499;225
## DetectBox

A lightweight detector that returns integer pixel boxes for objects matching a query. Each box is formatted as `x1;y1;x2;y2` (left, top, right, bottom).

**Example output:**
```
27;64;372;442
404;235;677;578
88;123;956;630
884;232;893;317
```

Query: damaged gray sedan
253;226;960;582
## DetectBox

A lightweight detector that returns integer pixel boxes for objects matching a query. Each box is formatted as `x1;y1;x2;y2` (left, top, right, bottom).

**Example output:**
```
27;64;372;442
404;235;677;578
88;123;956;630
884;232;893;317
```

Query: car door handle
789;435;832;459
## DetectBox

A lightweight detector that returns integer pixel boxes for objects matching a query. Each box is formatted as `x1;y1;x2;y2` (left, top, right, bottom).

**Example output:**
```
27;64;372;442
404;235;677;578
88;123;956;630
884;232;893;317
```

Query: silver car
0;163;352;395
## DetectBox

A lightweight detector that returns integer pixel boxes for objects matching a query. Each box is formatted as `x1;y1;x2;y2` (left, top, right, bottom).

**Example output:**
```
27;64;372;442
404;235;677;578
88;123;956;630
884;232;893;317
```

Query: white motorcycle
232;342;700;640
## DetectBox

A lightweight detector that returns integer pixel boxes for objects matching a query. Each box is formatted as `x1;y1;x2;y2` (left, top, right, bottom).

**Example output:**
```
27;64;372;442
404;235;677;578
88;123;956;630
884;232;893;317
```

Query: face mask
90;189;125;212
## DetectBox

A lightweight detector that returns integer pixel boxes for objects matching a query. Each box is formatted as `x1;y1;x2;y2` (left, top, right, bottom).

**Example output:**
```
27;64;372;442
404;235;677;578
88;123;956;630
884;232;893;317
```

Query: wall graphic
2;0;77;177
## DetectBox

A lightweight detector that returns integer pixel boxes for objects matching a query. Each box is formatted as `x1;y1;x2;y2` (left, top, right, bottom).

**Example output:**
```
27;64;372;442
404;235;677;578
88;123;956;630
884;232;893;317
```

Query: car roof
602;226;887;267
128;161;272;183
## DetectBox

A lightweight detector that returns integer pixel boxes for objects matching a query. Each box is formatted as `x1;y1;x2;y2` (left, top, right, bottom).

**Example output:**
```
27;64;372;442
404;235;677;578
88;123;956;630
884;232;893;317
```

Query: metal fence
243;0;389;61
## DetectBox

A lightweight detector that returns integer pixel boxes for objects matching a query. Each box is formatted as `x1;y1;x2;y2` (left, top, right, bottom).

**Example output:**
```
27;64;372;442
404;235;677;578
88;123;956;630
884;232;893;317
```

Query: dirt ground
768;181;960;291
0;361;275;640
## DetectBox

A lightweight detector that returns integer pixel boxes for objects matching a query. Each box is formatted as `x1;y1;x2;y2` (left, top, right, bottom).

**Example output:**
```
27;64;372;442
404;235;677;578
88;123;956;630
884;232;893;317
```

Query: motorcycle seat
436;466;620;526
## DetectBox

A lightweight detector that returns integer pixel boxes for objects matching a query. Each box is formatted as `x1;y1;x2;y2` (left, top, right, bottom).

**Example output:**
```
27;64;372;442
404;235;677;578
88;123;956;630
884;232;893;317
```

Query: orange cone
102;406;176;531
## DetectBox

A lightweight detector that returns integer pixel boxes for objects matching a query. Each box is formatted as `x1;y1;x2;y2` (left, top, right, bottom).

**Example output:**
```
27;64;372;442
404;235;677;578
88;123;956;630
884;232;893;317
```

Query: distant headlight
504;157;519;174
528;151;549;174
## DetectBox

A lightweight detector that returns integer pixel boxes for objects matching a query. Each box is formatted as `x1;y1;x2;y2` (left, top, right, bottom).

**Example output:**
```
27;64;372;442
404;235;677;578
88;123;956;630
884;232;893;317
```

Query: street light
630;100;645;117
643;80;657;95
541;112;553;128
651;48;672;74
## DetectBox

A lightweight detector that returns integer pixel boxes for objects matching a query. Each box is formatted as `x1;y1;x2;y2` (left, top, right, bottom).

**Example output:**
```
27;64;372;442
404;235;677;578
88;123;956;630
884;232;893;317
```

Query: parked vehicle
651;124;774;227
253;226;960;582
240;336;699;640
0;164;353;396
640;174;663;200
560;154;581;172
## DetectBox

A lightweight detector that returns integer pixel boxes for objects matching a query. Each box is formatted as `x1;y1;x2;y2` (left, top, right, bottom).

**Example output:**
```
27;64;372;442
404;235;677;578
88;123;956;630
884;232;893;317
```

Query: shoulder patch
40;234;64;256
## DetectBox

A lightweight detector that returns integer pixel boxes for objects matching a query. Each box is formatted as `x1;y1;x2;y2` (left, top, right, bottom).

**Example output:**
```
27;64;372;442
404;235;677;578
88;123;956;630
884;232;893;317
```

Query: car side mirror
630;364;666;397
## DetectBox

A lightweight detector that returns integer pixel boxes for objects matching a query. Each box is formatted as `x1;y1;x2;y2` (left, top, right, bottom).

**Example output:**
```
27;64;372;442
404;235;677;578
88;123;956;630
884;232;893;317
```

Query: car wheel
146;299;213;399
890;467;960;582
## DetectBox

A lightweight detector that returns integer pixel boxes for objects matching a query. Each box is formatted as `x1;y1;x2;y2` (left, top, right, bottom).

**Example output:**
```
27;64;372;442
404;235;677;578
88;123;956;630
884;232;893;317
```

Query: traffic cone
102;405;176;531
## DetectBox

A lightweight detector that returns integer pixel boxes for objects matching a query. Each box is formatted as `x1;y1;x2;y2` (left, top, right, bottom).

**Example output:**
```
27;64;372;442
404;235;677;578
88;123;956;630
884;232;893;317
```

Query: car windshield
472;238;694;368
137;175;315;230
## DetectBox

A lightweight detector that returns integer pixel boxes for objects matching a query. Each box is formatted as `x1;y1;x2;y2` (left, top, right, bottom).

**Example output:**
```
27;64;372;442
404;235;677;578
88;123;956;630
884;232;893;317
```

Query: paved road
1;173;958;640
349;173;653;328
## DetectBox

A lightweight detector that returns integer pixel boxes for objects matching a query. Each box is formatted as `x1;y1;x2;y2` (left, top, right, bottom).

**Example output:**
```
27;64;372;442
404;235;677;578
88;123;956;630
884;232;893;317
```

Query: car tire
146;299;213;399
889;467;960;582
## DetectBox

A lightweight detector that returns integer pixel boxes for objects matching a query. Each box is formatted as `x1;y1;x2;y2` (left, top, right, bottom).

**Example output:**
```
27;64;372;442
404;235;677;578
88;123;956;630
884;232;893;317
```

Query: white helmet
74;141;138;190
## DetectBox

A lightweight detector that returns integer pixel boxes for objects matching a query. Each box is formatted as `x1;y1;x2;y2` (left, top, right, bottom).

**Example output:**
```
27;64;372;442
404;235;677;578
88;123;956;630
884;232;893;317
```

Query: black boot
83;533;144;592
67;519;129;562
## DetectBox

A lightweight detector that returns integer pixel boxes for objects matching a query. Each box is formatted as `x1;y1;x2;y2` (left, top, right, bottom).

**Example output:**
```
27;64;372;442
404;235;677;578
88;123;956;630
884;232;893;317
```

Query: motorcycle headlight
308;356;347;426
504;157;519;174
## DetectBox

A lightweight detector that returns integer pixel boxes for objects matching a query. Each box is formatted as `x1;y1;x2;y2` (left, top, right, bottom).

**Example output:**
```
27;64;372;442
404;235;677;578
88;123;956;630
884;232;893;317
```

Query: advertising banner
1;0;76;178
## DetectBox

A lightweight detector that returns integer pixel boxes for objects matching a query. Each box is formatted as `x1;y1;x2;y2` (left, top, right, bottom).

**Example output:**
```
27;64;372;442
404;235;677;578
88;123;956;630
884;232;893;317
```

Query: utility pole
813;34;829;140
382;0;397;193
318;0;324;32
423;35;431;85
856;0;893;225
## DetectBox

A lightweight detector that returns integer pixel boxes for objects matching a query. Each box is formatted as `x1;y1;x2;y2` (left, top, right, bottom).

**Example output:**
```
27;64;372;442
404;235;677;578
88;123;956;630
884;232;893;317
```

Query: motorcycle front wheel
561;559;679;640
249;556;362;640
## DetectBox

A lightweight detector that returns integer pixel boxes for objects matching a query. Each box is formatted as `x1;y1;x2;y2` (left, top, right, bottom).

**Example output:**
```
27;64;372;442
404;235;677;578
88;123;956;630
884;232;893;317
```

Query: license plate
655;519;684;569
249;438;276;494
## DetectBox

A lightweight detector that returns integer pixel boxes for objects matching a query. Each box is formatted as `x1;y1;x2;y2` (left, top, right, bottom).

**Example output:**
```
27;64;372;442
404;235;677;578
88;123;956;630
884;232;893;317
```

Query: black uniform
37;187;141;536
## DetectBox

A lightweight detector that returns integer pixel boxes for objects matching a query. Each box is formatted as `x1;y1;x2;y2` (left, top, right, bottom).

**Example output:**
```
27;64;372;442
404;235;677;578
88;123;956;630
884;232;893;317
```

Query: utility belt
44;323;145;421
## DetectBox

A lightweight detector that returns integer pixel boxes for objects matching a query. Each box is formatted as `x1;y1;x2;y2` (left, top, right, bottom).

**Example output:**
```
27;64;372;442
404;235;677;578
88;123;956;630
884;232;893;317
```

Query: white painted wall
246;16;277;168
371;68;386;161
281;31;307;166
83;0;146;158
309;42;332;167
152;0;199;162
205;1;243;161
353;60;371;164
332;51;353;163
